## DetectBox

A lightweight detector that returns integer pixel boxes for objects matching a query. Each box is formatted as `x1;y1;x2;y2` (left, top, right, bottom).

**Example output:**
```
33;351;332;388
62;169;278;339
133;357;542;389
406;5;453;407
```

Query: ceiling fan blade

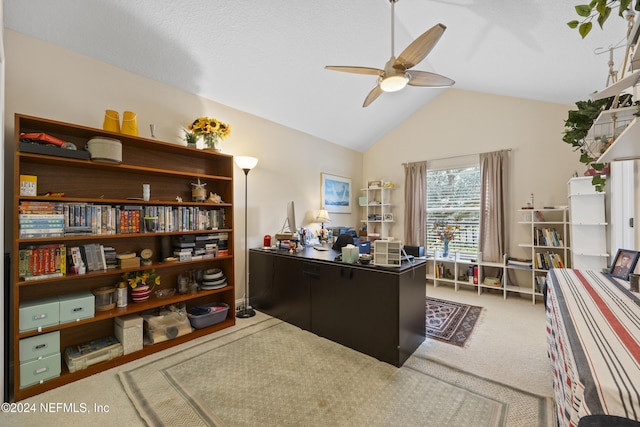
394;23;446;70
407;70;454;87
363;85;384;107
325;66;383;76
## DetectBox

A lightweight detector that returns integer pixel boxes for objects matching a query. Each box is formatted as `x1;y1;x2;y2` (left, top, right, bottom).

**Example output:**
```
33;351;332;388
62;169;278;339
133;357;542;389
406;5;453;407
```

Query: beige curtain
403;161;427;247
478;150;509;263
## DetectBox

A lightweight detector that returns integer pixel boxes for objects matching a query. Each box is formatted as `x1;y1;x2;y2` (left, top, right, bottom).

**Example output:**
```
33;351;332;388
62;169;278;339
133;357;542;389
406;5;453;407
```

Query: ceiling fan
325;0;454;107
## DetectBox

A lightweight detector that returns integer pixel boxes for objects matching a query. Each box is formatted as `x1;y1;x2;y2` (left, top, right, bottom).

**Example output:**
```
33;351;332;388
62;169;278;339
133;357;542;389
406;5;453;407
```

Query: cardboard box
58;292;95;324
114;314;143;355
119;257;141;269
19;297;60;332
19;331;60;362
20;353;61;388
19;175;37;196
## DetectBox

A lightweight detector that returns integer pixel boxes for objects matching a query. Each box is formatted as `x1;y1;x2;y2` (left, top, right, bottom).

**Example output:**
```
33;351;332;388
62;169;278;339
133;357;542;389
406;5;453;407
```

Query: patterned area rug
119;317;552;426
426;297;483;347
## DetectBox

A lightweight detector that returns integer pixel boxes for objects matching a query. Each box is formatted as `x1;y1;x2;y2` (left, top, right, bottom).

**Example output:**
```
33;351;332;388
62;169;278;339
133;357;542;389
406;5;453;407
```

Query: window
426;165;481;257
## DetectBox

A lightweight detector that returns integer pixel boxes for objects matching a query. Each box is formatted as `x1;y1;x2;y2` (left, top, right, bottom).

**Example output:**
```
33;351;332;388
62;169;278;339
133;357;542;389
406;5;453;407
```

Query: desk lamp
316;208;331;242
235;156;259;318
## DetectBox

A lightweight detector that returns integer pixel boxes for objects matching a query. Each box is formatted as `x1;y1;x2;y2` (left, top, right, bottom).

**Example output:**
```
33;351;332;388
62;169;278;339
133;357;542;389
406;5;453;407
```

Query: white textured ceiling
3;0;633;152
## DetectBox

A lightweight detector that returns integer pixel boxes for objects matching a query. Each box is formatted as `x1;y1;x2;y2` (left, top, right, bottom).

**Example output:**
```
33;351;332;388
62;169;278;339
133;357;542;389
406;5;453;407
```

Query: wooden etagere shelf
11;114;237;401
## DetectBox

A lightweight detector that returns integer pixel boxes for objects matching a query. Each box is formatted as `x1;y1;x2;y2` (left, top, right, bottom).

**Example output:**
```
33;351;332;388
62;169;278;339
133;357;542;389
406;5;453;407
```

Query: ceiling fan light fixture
380;74;409;92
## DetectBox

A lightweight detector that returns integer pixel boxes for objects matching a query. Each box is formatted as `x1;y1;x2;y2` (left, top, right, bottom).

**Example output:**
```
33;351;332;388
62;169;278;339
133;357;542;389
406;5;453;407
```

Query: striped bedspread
546;269;640;427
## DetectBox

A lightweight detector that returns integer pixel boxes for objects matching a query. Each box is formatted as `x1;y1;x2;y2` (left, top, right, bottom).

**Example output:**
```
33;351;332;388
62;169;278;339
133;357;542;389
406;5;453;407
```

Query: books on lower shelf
535;252;565;270
19;243;66;280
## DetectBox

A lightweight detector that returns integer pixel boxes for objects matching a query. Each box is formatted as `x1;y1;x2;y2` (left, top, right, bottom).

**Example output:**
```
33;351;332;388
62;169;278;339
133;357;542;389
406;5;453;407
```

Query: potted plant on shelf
562;95;632;192
185;116;231;151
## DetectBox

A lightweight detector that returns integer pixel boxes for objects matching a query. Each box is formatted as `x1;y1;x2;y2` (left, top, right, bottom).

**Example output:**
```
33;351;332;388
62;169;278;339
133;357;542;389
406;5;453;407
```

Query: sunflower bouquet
122;269;160;290
185;116;232;150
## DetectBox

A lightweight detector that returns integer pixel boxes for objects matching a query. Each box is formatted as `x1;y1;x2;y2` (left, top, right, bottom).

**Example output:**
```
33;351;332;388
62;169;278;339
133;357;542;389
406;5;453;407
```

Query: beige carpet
119;317;552;426
3;285;555;426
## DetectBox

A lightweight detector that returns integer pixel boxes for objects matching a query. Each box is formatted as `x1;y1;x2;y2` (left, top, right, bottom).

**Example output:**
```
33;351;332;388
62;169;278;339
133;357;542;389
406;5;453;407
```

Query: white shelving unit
567;177;609;270
425;252;509;298
360;181;394;240
508;207;571;303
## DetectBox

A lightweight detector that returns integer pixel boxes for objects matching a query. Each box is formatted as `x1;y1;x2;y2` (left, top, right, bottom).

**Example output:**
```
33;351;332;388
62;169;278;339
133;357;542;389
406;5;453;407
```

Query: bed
546;268;640;427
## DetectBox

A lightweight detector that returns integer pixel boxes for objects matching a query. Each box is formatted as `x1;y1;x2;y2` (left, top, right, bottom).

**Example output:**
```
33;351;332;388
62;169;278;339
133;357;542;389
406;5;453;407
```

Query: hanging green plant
568;1;640;38
562;95;633;192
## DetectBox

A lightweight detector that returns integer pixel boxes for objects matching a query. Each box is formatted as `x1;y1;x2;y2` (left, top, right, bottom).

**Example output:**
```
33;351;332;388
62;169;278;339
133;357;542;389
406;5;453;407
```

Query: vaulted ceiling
3;0;632;151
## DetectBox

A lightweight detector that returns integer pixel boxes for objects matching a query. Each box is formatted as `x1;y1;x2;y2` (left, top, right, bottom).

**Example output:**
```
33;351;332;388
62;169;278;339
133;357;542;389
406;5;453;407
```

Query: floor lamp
235;156;259;318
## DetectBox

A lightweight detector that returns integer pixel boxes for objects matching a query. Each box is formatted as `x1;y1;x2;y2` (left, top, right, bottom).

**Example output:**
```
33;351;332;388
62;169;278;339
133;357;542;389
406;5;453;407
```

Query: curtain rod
402;148;512;166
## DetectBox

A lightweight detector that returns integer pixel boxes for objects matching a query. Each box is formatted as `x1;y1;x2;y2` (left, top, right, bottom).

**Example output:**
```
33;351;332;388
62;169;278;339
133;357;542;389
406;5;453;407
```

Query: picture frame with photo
321;173;351;213
609;248;640;280
383;213;393;222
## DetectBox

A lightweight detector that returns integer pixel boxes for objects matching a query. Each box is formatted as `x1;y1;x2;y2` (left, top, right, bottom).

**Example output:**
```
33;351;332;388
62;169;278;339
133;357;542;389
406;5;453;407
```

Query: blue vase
443;240;449;258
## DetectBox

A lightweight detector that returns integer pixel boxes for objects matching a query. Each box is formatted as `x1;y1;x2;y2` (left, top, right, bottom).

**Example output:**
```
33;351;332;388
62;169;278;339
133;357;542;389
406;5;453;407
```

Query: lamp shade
316;209;331;223
235;156;258;170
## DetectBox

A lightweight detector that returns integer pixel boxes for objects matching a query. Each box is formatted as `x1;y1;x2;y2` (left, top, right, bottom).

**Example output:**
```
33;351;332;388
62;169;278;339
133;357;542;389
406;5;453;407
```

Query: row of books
534;227;563;247
535;251;565;270
18;201;227;238
19;244;66;280
19;243;119;280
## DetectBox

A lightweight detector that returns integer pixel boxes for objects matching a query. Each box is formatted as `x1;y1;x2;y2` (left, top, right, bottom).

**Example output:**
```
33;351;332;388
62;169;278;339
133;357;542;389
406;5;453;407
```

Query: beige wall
364;89;585;258
3;31;363;299
4;30;589;295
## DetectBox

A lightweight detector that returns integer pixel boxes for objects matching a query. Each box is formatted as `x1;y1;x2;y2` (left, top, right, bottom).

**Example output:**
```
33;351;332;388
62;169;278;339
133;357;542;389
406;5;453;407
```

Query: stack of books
18;201;64;238
507;257;533;269
173;235;195;261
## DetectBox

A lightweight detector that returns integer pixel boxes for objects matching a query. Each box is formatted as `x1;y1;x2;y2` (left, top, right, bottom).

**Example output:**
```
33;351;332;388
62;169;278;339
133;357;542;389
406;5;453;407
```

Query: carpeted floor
426;297;482;347
120;317;553;427
3;286;554;427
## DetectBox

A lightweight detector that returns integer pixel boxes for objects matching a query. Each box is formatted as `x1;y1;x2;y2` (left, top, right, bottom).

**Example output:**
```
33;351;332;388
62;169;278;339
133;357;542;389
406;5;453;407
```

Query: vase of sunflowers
186;116;231;151
433;221;460;258
123;269;160;302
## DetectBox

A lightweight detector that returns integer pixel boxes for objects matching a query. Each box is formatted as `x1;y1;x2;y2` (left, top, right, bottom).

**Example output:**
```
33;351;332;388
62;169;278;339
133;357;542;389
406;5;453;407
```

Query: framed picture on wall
321;173;351;213
609;249;640;280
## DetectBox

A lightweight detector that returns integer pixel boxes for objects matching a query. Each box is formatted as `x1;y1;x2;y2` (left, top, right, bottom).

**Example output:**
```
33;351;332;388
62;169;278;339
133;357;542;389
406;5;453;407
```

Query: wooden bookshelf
11;114;236;401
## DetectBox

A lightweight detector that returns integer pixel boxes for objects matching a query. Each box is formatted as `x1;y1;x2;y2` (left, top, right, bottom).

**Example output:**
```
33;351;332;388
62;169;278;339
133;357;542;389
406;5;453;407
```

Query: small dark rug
426;297;483;347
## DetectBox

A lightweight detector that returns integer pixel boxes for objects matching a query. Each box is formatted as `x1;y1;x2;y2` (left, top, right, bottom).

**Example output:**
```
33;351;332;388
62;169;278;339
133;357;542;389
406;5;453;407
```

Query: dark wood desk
249;247;426;367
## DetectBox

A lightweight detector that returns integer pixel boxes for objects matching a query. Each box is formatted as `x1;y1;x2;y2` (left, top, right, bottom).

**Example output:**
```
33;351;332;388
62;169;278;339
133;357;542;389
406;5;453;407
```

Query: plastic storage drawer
19;331;60;362
20;353;61;388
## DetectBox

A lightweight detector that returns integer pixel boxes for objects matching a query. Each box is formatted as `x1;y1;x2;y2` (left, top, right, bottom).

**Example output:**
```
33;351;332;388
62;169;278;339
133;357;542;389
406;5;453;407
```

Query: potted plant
562;95;632;191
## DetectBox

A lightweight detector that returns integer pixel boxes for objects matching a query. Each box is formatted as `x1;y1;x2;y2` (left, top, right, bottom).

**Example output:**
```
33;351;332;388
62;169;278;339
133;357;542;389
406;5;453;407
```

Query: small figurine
191;178;207;202
176;196;183;202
